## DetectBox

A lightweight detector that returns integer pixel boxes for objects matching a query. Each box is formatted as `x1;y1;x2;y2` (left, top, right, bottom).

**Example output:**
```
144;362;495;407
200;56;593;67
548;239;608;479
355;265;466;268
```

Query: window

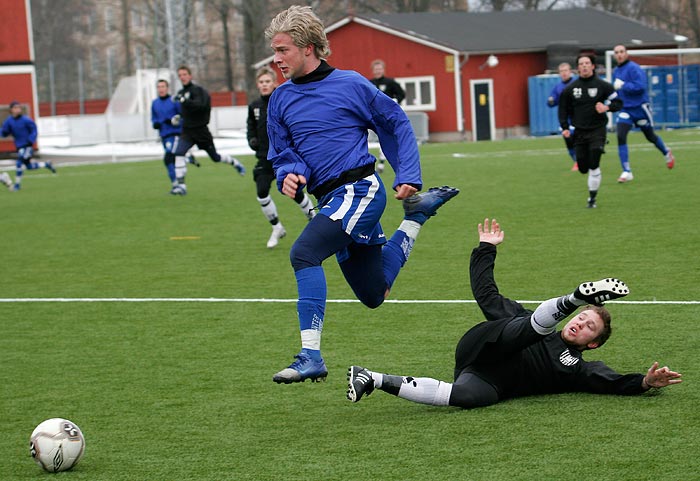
104;6;115;32
131;7;143;29
398;76;436;111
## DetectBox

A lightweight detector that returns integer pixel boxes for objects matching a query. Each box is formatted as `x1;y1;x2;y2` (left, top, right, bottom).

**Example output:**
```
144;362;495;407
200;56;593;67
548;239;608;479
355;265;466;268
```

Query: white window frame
398;76;436;111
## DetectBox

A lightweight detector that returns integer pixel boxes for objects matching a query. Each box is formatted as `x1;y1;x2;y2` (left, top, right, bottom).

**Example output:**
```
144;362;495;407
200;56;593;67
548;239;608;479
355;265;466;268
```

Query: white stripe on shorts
346;175;379;234
641;103;655;128
328;174;381;236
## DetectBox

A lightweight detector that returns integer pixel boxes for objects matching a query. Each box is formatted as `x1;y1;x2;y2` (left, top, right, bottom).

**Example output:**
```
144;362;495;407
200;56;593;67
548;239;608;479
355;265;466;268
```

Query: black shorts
175;126;214;155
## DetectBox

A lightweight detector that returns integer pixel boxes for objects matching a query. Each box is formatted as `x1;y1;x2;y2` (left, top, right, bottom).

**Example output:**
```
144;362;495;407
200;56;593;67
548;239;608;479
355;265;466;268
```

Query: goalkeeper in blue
151;79;199;195
266;6;459;384
1;101;55;191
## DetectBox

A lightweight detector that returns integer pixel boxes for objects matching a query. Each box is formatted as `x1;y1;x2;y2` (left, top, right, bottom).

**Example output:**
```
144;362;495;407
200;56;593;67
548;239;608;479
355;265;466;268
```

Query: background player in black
173;65;245;193
247;67;315;249
369;59;406;174
558;54;622;208
347;218;681;408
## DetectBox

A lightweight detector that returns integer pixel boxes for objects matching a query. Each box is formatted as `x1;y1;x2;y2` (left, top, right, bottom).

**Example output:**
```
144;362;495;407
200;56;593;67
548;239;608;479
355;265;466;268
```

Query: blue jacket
267;67;422;195
1;114;37;149
613;60;649;108
151;95;182;139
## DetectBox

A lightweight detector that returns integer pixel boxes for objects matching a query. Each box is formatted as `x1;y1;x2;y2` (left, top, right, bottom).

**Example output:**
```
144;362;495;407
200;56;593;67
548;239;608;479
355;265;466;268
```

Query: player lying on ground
347;218;682;408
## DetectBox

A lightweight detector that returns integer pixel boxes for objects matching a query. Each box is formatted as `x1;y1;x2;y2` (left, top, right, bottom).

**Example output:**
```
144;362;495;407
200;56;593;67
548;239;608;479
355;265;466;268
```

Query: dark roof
357;8;678;54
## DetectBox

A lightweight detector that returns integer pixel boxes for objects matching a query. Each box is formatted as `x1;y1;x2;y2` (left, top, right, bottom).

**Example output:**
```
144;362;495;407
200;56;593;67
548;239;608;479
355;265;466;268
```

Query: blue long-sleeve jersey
151;95;182;139
1;114;37;149
613;60;649;108
267;67;422;195
547;77;575;107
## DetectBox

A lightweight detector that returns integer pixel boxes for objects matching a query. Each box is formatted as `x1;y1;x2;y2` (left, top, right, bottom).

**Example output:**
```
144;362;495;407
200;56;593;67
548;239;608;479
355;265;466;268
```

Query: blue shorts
17;146;33;161
317;173;387;246
617;103;654;128
162;136;180;155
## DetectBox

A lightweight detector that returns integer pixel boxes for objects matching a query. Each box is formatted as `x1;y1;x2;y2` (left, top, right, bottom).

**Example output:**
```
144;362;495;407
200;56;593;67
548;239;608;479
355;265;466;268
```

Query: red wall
0;0;34;153
461;52;547;133
0;0;32;63
37;91;247;117
211;91;248;107
327;23;459;133
1;71;35;153
325;21;548;135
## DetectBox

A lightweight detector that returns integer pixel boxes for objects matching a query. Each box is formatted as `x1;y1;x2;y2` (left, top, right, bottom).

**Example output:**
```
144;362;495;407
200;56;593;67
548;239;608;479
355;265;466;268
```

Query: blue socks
295;265;326;337
618;144;630;172
382;229;414;291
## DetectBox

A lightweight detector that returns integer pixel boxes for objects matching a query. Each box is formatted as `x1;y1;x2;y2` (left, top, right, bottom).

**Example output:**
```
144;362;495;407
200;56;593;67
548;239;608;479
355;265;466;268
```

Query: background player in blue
247;66;315;249
1;101;55;191
612;45;675;183
173;66;246;190
265;5;459;384
151;79;199;195
547;62;578;171
347;218;682;408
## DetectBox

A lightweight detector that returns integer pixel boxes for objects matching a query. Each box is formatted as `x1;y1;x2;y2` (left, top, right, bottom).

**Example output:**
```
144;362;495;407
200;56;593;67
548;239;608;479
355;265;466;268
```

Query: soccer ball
29;418;85;472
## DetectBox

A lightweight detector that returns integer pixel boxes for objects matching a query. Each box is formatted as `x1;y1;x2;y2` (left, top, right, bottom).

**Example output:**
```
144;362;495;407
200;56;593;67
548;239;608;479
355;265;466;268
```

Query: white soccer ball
29;418;85;472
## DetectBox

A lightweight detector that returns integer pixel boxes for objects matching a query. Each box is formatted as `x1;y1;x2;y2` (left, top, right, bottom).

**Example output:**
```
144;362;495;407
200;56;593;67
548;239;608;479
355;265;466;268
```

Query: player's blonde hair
256;66;277;82
265;5;331;60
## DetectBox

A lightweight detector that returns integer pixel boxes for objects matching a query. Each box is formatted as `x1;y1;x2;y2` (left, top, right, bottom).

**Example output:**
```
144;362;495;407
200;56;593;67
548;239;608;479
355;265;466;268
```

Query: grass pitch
2;130;699;480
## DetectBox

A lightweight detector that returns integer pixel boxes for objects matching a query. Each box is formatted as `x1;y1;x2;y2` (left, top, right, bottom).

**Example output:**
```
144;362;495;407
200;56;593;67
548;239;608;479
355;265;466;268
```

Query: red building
256;9;678;141
0;0;37;154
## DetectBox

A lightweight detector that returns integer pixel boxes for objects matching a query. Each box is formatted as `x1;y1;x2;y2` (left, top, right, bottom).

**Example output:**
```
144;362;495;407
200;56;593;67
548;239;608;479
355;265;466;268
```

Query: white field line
0;298;698;305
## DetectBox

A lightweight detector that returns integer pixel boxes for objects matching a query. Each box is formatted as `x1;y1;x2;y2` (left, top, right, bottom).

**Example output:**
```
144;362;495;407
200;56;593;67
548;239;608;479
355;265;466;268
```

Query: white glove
613;78;625;90
171;114;181;126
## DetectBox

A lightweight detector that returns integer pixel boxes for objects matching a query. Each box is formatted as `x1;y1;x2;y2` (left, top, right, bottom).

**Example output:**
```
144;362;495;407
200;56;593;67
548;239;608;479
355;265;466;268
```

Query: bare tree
121;0;133;74
209;0;235;91
688;0;700;45
30;0;90;102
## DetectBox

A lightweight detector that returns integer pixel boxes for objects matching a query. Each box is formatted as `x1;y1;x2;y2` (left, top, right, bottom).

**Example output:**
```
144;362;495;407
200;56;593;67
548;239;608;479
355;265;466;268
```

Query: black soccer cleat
574;278;629;305
346;366;375;403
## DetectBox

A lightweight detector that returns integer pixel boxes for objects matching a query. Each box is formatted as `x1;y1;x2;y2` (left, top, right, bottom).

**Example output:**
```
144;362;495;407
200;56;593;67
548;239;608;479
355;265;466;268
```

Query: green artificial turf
2;130;698;480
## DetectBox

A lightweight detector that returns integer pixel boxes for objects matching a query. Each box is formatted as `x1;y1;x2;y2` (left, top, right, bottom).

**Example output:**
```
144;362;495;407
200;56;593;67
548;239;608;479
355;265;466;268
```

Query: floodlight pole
165;0;176;75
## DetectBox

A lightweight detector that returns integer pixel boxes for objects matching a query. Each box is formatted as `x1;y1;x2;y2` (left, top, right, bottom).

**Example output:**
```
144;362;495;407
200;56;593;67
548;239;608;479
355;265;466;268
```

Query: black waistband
309;163;376;199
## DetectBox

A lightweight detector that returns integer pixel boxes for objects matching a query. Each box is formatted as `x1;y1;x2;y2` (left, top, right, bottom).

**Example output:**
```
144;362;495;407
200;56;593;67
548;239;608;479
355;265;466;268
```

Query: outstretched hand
478;218;504;245
644;361;682;389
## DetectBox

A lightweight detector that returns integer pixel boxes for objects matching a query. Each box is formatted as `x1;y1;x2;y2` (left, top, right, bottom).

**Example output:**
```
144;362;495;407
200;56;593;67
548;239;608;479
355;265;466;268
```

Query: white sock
588;168;601;191
300;329;321;350
369;370;383;388
298;193;315;219
257;196;279;222
530;296;579;335
175;156;188;182
398;377;452;406
398;219;421;240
